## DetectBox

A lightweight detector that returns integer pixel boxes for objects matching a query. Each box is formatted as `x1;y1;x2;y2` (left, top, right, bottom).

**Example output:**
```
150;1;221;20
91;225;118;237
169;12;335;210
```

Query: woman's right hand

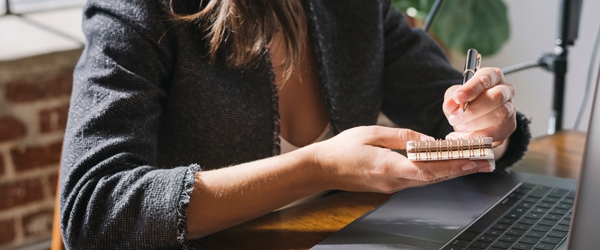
310;126;493;193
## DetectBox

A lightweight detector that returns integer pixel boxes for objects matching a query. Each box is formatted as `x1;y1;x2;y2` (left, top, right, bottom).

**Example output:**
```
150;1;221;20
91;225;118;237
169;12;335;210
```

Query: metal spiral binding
410;137;489;160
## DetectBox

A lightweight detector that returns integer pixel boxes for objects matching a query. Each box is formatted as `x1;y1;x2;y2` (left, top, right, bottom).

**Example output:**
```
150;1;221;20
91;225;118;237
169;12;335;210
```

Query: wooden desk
200;130;586;249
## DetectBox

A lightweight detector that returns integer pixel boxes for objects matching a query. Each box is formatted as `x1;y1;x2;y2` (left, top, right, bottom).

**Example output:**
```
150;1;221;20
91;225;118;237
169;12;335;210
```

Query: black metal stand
4;0;11;15
502;0;581;135
551;45;568;134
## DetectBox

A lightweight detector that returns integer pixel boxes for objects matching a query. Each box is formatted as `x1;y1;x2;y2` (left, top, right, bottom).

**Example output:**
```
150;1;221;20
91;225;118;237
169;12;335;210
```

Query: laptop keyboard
443;183;575;250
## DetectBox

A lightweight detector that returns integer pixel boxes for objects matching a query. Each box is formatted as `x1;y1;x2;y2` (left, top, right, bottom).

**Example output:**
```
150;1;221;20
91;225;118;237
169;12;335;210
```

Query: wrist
300;142;332;191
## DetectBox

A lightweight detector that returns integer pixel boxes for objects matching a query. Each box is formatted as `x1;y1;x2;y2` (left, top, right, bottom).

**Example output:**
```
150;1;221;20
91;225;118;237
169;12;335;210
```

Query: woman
60;0;530;249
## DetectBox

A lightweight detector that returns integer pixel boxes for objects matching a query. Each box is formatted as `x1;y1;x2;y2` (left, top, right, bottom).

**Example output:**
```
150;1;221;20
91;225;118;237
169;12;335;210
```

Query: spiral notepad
406;137;495;170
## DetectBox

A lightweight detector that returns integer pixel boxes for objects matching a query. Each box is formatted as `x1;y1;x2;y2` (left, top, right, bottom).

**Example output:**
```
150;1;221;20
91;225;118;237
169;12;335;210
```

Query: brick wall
0;49;81;250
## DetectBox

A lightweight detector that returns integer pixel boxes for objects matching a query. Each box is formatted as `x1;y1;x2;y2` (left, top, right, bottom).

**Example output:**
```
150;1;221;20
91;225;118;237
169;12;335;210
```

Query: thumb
445;131;473;140
367;127;434;150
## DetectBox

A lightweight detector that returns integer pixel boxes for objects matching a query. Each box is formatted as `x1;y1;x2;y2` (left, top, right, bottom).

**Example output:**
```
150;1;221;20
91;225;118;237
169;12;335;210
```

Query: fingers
407;159;493;180
445;89;517;143
358;126;434;150
443;67;517;143
372;156;493;193
446;112;517;145
444;85;461;115
460;84;515;120
445;107;516;144
444;82;515;118
453;67;506;105
451;99;516;132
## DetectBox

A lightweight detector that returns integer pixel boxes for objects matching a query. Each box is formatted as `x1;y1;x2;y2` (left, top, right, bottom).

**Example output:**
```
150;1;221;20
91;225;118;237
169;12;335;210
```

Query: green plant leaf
432;0;509;56
392;0;510;56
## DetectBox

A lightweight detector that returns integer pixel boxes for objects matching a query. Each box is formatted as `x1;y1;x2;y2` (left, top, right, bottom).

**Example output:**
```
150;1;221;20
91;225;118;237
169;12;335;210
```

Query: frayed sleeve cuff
177;164;204;250
495;112;532;173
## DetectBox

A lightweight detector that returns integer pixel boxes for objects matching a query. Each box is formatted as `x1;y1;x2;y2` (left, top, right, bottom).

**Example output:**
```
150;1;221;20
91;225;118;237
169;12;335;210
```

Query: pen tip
459;102;469;113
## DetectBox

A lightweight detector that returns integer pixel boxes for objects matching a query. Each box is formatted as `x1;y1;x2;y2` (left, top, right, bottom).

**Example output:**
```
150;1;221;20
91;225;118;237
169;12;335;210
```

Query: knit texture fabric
60;0;531;249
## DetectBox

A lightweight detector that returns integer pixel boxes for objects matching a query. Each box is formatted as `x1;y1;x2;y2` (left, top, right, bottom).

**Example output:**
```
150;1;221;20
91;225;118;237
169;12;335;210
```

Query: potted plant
392;0;510;56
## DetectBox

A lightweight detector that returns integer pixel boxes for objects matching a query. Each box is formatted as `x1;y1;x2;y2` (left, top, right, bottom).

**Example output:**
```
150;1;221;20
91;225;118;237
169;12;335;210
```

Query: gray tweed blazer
60;0;530;249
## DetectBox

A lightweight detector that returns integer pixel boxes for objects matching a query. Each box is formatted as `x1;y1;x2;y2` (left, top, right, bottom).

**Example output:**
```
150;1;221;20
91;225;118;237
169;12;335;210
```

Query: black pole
5;0;11;15
423;0;444;32
550;46;567;134
548;0;582;134
499;0;581;134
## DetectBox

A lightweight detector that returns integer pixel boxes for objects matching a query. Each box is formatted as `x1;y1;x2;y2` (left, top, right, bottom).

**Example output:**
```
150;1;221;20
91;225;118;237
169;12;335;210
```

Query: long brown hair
170;0;306;82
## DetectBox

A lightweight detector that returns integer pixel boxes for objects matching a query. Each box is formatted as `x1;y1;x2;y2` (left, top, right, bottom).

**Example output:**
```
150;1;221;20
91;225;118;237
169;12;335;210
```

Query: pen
461;49;482;112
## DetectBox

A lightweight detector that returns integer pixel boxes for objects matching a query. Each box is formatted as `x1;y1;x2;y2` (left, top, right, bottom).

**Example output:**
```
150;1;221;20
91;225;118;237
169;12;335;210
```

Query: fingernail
462;161;477;171
456;123;467;130
448;114;462;125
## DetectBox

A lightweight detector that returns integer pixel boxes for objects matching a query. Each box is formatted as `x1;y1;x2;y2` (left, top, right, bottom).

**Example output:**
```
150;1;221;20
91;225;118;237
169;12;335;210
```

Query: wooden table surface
200;130;586;249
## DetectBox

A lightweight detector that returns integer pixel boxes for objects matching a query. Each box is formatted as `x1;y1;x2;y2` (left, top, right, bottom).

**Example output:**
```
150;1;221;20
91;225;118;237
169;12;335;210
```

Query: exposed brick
0;178;44;211
11;142;62;173
22;209;53;238
0;218;16;246
39;104;70;134
5;71;73;103
48;172;59;197
0;154;4;178
0;116;27;142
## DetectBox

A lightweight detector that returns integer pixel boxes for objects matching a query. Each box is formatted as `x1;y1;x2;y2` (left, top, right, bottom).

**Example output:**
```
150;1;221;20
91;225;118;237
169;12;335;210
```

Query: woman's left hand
442;67;517;147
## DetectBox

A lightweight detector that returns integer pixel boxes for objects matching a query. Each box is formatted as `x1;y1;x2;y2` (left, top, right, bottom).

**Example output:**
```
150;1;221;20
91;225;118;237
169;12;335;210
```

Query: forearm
186;145;324;238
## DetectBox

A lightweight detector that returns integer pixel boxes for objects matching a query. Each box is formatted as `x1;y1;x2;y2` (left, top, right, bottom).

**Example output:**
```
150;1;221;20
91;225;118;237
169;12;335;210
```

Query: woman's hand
310;126;492;194
443;67;517;147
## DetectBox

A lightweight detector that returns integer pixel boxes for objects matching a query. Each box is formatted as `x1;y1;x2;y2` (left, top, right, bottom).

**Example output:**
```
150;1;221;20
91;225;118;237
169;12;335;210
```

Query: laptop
312;83;600;249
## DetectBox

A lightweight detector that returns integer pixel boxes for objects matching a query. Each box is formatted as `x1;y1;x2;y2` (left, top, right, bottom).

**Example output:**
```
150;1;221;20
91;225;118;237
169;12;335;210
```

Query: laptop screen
565;63;600;249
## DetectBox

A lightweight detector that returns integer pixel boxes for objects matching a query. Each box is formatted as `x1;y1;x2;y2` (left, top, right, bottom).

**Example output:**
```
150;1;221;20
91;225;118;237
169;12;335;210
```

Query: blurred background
0;0;83;14
1;0;599;249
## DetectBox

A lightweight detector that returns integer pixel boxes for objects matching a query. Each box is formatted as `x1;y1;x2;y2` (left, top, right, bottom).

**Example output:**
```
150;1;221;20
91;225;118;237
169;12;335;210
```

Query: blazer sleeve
60;0;202;249
378;1;460;137
378;1;530;171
